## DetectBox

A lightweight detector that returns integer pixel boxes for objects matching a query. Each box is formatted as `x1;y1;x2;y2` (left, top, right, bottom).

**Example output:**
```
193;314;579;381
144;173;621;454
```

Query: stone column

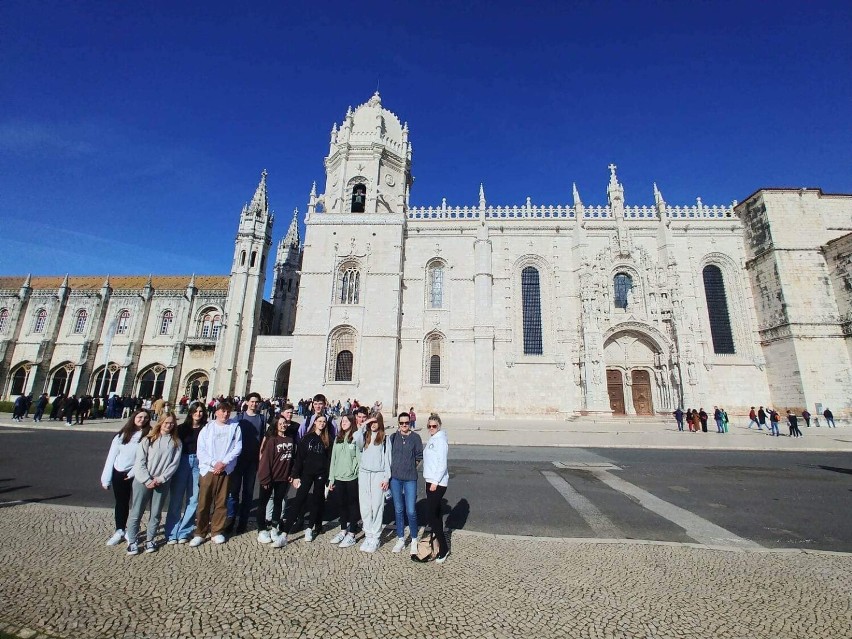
473;224;494;415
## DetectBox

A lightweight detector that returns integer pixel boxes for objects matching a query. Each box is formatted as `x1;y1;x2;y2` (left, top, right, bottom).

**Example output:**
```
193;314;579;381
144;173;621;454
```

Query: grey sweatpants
126;479;171;543
358;470;386;540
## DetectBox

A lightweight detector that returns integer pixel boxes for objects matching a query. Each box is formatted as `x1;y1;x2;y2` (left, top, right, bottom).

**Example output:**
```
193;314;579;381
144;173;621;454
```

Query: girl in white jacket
125;413;182;555
423;413;449;562
100;410;152;546
354;413;392;553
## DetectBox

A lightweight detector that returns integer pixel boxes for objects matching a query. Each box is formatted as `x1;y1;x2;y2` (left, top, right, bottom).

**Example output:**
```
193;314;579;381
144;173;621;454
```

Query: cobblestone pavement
1;504;850;638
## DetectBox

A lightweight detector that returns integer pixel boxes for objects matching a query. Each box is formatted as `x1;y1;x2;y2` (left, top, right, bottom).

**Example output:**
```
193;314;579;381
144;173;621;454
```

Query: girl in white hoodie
125;413;182;555
100;410;152;546
423;413;449;562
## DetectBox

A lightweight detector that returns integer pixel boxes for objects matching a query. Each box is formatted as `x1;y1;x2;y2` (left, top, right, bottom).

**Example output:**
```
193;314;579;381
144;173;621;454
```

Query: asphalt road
2;426;850;552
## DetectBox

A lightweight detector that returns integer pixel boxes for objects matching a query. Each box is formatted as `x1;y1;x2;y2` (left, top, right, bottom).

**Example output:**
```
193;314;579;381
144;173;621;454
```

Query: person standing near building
100;410;152;546
409;407;417;430
189;402;242;547
355;413;392;553
64;395;79;425
698;408;708;433
823;407;836;428
423;413;450;563
390;411;423;555
32;393;48;423
802;408;811;428
297;393;336;441
757;406;767;430
327;413;360;549
673;407;684;431
165;402;207;544
227;392;265;535
787;410;802;438
12;394;27;422
125;413;182;555
768;408;781;436
257;412;297;546
713;407;723;433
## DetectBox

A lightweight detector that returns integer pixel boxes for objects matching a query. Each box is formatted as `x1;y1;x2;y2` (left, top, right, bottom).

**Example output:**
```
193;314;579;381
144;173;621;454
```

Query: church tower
211;170;273;397
288;92;412;409
271;207;301;335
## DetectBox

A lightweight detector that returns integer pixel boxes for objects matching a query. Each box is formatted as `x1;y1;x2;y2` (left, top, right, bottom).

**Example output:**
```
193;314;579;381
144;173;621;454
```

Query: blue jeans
390;478;418;539
770;422;780;436
165;454;200;541
715;418;723;433
227;459;258;526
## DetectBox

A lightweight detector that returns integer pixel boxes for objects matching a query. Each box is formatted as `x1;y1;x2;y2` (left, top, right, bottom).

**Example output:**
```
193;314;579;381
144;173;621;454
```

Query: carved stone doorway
631;369;653;415
607;369;625;414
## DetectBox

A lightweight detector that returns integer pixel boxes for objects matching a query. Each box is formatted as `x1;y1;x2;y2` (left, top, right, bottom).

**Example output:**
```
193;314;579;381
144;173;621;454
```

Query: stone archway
274;361;291;399
604;328;669;415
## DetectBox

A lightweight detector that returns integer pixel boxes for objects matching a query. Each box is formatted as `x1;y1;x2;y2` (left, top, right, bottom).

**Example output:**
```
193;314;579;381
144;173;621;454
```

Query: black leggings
111;468;133;531
257;481;289;531
425;485;448;556
334;478;359;533
280;472;326;535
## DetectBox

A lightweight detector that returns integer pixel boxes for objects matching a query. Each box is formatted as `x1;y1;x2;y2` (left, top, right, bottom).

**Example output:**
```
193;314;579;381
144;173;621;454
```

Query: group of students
100;394;451;563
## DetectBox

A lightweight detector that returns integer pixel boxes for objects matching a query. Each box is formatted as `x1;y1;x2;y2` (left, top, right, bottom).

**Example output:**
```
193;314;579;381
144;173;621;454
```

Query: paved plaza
0;503;850;639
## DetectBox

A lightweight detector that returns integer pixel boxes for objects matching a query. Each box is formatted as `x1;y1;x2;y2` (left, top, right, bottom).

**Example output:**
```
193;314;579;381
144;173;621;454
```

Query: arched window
160;310;173;335
49;365;73;396
521;267;543;355
338;266;361;304
92;365;119;395
201;314;212;338
425;333;444;384
703;265;735;354
327;326;357;382
73;309;88;334
116;310;131;335
240;251;247;266
613;273;633;310
10;364;30;396
138;366;166;398
0;308;8;334
428;261;445;309
211;315;222;339
250;251;257;268
200;310;222;339
351;184;367;213
33;309;47;333
185;371;209;400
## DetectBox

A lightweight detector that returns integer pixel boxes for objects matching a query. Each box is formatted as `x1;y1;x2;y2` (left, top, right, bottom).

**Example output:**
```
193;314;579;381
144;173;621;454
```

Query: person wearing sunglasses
389;411;423;555
422;413;450;563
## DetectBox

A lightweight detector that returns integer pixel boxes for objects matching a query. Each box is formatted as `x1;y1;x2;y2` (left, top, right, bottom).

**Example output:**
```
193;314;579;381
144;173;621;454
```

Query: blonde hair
148;412;180;446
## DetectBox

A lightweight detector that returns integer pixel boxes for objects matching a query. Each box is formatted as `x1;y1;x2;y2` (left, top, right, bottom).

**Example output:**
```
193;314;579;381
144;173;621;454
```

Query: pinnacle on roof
22;273;32;288
60;273;69;288
188;273;196;288
368;91;382;107
479;183;486;207
102;275;111;288
310;181;317;198
284;208;300;246
573;183;583;208
246;169;269;214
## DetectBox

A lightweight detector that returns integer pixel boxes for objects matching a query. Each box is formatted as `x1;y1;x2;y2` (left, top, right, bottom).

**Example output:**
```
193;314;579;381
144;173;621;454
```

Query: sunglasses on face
398;420;410;425
427;424;439;429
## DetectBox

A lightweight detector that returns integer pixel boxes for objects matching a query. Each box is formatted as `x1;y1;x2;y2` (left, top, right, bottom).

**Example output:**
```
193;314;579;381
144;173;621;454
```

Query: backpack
411;533;439;563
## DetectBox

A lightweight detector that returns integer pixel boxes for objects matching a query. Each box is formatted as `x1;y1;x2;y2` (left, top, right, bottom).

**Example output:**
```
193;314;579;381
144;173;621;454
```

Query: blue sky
1;0;850;284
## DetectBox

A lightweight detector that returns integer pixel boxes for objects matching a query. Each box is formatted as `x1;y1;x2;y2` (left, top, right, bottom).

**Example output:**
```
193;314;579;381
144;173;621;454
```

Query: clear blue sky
1;0;850;282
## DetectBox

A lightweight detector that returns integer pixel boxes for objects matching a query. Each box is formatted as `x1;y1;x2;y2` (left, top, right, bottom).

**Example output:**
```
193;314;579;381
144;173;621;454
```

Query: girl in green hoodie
327;413;360;549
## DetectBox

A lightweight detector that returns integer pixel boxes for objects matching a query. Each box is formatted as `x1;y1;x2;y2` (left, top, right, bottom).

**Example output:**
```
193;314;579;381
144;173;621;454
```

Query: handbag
410;533;439;563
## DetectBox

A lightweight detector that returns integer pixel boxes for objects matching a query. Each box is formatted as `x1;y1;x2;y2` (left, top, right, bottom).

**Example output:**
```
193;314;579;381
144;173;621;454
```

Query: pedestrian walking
673;407;684;431
769;409;781;436
33;393;48;422
164;402;207;544
787;410;802;438
125;414;182;555
100;410;152;547
390;411;423;555
747;406;760;429
327;413;360;549
757;406;767;430
823;408;836;428
713;407;723;433
423;413;450;563
355;413;392;553
699;408;708;433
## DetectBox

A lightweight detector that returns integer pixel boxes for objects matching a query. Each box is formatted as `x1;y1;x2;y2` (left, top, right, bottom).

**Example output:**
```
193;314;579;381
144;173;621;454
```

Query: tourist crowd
672;405;838;437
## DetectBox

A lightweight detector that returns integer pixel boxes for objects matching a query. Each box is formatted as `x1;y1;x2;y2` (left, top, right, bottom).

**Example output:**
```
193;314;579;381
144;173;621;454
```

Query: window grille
339;268;360;304
116;310;130;335
328;327;357;382
335;350;354;381
0;309;8;333
211;316;221;339
426;335;443;384
702;265;735;354
521;267;543;355
34;309;47;333
139;367;166;398
429;264;444;308
613;273;633;310
73;310;87;334
160;311;173;335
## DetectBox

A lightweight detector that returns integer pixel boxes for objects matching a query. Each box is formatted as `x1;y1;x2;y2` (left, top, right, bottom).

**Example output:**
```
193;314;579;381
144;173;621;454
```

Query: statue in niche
649;292;658;317
626;287;636;311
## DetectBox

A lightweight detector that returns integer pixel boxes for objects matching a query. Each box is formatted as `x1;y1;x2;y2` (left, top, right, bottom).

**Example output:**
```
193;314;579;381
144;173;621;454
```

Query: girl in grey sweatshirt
126;414;182;555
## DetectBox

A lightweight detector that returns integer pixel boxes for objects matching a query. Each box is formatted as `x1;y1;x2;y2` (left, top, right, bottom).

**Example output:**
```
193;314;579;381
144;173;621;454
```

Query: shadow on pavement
818;465;852;475
0;494;72;508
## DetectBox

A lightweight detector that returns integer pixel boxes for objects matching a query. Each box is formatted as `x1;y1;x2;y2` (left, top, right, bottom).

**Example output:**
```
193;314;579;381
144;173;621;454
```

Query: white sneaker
360;537;378;553
106;530;125;546
303;528;314;542
212;534;226;544
166;539;178;546
392;537;406;553
257;530;272;544
188;536;205;547
330;531;347;544
435;550;450;564
272;534;287;548
177;538;189;544
126;542;140;555
410;539;418;555
339;533;356;548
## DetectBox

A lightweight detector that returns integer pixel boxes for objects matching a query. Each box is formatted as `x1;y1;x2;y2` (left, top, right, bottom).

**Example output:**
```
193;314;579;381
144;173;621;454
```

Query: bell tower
211;170;273;396
271;207;301;335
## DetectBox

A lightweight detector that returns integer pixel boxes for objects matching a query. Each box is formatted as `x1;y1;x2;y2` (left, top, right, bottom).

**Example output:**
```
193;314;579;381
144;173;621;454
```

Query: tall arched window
250;251;257;268
425;333;444;384
0;308;8;334
338;266;361;304
92;365;119;395
73;309;88;334
10;364;30;395
33;309;47;333
351;184;367;213
138;366;166;398
116;310;131;335
240;251;246;266
613;273;633;310
160;310;173;335
327;326;357;382
428;261;445;309
49;365;73;396
211;315;222;339
521;267;543;355
703;265;735;354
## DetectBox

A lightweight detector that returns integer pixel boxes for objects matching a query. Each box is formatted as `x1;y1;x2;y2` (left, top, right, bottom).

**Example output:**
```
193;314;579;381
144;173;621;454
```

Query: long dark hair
179;401;208;439
118;409;151;444
335;413;355;444
364;413;385;448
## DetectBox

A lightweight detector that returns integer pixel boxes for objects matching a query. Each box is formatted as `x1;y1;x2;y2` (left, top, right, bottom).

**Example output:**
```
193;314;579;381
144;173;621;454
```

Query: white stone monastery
2;93;852;417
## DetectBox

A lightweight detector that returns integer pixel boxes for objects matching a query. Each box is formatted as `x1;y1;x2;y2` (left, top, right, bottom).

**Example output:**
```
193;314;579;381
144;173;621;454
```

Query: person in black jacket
276;414;332;546
33;393;48;422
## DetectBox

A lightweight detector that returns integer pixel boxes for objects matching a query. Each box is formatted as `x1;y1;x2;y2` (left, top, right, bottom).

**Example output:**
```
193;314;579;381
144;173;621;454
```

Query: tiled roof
0;275;230;291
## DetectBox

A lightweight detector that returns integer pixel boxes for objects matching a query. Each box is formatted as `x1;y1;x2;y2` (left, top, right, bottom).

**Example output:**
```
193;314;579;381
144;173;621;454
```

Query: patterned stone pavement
1;503;850;639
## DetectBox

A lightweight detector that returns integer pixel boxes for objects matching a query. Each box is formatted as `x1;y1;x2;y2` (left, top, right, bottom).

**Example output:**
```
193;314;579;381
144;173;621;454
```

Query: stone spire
245;169;269;215
22;273;32;288
607;163;625;219
654;182;668;221
102;275;111;289
479;183;486;209
20;274;32;300
284;208;300;247
60;274;69;288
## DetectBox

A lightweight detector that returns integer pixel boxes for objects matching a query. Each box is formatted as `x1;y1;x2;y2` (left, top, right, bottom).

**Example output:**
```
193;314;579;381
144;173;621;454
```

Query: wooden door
631;369;653;415
607;369;625;414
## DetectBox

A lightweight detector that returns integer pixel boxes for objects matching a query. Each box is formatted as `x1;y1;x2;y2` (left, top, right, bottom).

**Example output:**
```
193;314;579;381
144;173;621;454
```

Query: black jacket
292;431;331;479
